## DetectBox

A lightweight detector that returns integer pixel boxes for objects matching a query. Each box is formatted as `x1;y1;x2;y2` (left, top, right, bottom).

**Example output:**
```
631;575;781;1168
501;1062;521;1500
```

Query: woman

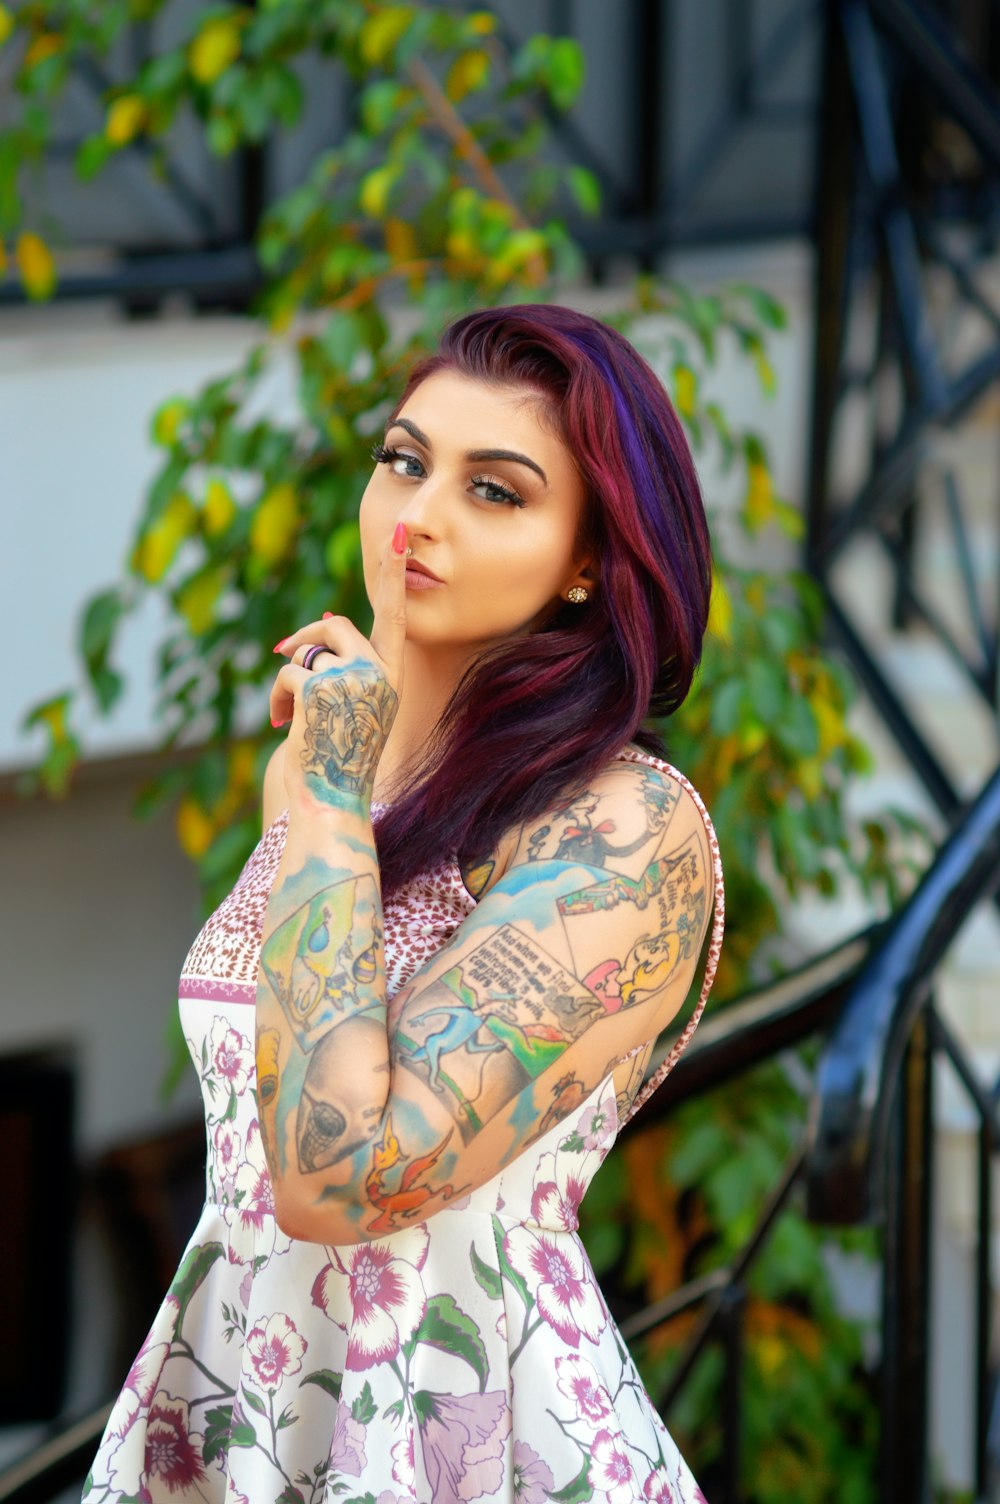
90;305;724;1504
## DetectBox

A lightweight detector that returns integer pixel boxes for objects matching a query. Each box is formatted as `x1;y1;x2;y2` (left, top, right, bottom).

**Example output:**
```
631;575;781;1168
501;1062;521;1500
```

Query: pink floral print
88;746;722;1504
312;1228;429;1370
246;1312;306;1392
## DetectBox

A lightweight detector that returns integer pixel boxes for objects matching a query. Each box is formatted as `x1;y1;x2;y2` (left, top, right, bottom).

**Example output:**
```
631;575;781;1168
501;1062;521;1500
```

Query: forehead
396;370;565;461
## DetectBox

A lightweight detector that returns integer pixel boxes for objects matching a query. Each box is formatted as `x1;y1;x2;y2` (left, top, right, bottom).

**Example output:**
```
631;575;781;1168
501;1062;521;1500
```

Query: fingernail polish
270;717;283;728
322;611;333;620
273;638;289;654
392;522;407;555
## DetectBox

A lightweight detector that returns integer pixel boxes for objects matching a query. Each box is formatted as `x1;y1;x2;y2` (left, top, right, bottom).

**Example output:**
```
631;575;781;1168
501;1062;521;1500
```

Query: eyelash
371;442;526;509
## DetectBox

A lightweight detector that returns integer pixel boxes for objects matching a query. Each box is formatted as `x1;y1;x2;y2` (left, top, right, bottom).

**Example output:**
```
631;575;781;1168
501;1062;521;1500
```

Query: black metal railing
808;0;1000;818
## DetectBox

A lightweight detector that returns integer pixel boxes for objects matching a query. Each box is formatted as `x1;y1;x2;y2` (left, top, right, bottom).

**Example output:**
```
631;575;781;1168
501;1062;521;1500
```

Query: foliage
2;4;930;1499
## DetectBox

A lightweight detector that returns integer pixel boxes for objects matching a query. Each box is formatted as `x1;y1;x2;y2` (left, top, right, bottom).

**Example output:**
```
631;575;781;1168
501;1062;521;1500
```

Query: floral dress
88;749;724;1504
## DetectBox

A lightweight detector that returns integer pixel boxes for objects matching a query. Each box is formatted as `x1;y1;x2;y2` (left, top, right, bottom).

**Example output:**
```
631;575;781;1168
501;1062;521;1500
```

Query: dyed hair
375;303;712;896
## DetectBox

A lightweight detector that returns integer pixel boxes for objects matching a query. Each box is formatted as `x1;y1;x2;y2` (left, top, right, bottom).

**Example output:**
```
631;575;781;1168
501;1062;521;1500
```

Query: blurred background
1;1;999;1500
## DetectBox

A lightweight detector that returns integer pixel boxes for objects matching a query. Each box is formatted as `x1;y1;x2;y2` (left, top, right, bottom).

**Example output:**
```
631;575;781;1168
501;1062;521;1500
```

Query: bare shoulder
506;755;708;878
262;737;288;831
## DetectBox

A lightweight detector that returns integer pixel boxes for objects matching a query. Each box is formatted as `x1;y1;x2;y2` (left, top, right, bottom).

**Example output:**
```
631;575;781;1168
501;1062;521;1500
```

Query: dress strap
612;747;726;1126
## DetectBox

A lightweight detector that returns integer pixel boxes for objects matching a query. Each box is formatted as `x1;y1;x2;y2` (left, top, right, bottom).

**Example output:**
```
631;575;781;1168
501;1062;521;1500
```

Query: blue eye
372;442;424;478
471;475;526;508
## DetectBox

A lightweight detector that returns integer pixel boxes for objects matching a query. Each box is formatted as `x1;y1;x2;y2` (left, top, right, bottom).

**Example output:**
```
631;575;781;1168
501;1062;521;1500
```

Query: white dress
87;749;724;1504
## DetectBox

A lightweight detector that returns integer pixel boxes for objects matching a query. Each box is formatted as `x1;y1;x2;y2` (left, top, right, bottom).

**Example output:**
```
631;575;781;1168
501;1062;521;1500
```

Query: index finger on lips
368;521;408;687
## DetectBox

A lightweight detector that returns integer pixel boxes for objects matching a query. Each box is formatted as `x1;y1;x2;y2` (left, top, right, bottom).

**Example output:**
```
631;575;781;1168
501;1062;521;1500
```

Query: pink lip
405;560;444;589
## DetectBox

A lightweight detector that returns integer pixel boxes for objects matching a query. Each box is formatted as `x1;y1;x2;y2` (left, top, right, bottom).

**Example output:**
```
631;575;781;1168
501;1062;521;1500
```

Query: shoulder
262;738;288;831
501;752;709;882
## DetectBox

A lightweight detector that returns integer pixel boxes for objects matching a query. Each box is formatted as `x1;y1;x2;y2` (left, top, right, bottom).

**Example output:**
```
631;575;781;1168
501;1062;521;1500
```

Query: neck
373;640;477;802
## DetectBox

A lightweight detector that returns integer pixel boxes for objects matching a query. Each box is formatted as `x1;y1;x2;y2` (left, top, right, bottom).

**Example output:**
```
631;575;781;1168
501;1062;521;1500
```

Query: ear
561;555;599;603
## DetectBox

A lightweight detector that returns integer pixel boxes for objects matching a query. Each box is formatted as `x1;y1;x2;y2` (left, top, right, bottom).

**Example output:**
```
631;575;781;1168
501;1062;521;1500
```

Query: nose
394;470;449;542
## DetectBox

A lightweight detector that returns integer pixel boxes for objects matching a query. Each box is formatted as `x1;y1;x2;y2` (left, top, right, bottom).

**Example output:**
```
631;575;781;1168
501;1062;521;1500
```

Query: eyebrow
386;417;548;485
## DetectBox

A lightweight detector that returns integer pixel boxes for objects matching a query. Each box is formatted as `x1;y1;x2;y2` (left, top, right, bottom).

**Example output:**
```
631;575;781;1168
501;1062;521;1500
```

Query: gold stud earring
566;586;589;604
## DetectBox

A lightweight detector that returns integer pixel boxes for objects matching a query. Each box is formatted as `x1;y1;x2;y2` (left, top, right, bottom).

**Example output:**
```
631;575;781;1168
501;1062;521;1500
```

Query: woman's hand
269;521;408;812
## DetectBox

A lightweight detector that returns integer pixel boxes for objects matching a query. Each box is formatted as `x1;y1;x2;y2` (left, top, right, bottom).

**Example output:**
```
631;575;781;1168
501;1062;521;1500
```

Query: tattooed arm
259;739;712;1245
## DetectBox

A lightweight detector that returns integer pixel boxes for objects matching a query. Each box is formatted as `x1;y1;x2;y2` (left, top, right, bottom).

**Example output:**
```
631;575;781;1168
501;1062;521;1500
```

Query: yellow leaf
0;5;15;47
798;757;824;801
445;48;490;102
744;458;775;533
250;482;299;567
189;16;242;85
23;33;63;69
176;796;215;859
36;699;68;741
202;477;237;537
359;6;414;66
359;163;400;220
133;491;197;582
673;364;697;420
385;216;418;263
706;569;733;643
228;738;257;790
176;563;228;635
739;719;767;756
754;348;776;396
16;232;55;301
152;397;191;448
105;93;147;146
812;696;846;758
325;413;353;453
467;11;496;35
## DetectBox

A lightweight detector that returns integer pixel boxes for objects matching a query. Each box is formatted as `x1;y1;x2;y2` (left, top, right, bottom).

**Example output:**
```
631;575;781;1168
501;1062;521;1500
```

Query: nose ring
405;546;413;557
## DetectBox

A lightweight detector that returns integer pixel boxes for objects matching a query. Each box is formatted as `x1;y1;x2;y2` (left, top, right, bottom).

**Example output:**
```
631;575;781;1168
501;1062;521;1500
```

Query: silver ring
302;643;329;671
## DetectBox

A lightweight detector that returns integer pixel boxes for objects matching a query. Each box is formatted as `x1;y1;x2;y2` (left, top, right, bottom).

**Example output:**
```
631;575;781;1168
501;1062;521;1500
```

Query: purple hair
374;303;712;895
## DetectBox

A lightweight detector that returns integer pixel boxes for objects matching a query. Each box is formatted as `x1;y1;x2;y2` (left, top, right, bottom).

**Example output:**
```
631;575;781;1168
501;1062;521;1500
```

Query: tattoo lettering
300;663;397;807
396;924;604;1141
260;876;381;1052
364;1116;457;1233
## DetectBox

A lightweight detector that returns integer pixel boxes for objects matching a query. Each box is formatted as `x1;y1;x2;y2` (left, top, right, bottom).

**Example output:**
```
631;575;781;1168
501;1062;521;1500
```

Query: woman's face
358;371;594;655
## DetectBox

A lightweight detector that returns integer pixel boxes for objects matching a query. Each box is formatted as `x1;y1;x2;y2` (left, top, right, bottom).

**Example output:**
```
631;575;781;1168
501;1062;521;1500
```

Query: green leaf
203;1405;234;1467
360;79;404;134
167;1241;224;1339
566;165;601;215
551;1456;592;1502
547;37;585;109
241;1386;266;1416
492;1214;533;1312
411;1292;490;1392
774;696;819;759
470;1242;502;1300
229;1419;256;1448
277;1404;298;1429
76;134;113;180
276;1489;304;1504
320;310;365;373
300;1367;343;1401
351;1379;377;1426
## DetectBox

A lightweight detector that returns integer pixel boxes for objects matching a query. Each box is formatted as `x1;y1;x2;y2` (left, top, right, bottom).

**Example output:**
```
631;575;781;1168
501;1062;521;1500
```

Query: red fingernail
323;611;334;619
273;638;289;654
270;717;284;728
392;522;407;555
